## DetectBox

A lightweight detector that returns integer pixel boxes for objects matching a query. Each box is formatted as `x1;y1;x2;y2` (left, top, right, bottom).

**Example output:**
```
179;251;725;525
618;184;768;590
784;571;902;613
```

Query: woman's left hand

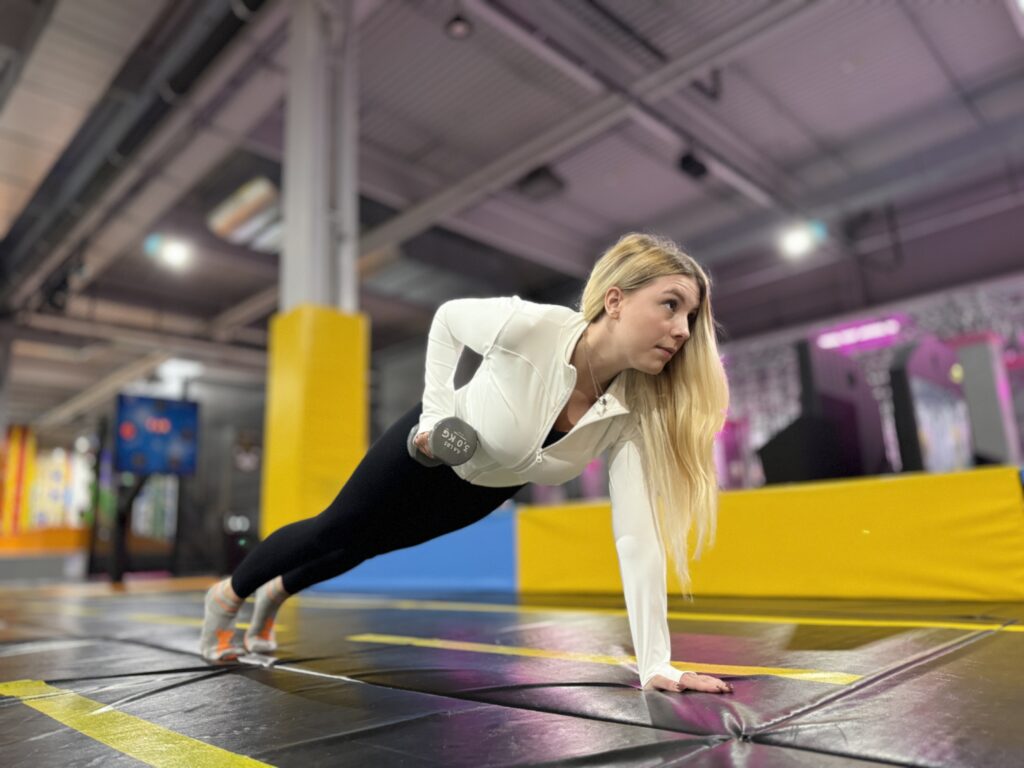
649;672;733;694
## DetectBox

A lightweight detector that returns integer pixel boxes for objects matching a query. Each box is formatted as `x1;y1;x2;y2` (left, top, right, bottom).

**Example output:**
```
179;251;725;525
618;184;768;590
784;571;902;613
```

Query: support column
956;334;1021;466
0;334;11;439
333;0;360;314
261;0;367;541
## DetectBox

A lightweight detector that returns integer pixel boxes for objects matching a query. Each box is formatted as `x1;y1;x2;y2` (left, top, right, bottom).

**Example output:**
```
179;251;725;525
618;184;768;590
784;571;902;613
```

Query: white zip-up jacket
418;295;692;689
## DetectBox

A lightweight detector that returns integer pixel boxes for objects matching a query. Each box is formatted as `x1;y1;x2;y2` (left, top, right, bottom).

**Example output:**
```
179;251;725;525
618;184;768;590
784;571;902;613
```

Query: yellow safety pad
518;467;1024;600
261;305;368;538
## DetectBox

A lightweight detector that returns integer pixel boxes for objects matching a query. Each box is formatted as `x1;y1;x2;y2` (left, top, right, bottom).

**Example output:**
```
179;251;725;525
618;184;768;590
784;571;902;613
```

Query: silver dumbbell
407;417;479;467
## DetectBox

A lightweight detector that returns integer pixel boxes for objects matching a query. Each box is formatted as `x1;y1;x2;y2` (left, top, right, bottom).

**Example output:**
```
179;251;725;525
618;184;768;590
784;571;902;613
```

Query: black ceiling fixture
515;166;566;201
678;151;708;180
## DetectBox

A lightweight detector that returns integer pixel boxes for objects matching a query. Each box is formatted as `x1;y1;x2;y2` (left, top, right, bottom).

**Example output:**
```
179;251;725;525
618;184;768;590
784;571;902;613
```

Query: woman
200;233;733;695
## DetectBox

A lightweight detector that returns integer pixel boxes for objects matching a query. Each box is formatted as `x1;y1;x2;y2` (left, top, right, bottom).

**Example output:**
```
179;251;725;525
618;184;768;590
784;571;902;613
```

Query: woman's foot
199;579;245;661
243;576;289;653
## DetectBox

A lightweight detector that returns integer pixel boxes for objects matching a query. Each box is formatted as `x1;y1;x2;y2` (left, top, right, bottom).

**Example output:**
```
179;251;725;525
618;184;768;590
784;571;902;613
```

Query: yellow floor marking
296;595;1023;633
0;680;272;767
346;633;863;685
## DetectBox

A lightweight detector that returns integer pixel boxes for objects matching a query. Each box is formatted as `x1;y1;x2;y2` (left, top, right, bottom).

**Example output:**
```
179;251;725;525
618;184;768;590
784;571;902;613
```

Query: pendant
599;395;607;414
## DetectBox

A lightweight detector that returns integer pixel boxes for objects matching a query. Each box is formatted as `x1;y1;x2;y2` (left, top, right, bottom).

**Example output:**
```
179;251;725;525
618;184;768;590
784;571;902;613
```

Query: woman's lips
656;346;673;358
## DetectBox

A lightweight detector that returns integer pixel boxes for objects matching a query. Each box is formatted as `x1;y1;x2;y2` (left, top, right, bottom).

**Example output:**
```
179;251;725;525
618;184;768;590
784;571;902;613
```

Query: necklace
584;331;608;414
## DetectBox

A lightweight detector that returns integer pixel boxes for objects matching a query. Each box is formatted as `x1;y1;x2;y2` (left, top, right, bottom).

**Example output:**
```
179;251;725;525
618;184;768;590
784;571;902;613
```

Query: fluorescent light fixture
816;317;903;351
207;177;279;243
778;220;828;260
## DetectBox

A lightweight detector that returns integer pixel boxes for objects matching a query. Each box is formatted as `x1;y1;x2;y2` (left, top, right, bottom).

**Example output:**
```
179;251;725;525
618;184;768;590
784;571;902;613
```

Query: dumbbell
407;417;479;467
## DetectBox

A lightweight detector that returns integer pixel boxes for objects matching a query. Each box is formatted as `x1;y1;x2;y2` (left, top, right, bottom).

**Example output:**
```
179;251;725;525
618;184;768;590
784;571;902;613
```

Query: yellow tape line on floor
0;680;272;768
297;595;1023;633
346;633;862;685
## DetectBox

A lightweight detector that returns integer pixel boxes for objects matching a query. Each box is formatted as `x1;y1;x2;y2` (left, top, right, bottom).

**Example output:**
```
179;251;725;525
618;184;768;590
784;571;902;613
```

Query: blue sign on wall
115;394;199;476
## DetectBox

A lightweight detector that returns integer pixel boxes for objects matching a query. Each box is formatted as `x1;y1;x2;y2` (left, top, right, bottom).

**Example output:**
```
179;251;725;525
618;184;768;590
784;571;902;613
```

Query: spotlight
678;151;708;180
160;239;192;270
779;220;827;260
446;13;472;39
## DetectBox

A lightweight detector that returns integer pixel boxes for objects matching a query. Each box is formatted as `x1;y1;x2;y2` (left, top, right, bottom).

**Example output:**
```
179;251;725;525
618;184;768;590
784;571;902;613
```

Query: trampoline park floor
0;577;1021;767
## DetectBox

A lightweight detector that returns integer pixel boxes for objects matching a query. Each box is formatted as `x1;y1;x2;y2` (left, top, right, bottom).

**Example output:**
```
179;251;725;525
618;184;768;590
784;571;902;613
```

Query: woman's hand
413;431;434;459
649;672;734;694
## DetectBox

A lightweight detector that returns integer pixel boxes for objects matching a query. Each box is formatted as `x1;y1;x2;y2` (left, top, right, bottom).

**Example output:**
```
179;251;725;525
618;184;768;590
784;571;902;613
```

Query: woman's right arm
420;296;518;435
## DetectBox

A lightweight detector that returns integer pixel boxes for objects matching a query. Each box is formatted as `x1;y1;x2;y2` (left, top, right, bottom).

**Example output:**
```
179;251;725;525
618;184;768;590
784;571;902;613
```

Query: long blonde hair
580;233;729;597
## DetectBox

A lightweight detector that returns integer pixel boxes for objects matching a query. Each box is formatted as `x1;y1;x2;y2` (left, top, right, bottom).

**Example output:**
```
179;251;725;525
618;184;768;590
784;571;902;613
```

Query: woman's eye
664;300;677;311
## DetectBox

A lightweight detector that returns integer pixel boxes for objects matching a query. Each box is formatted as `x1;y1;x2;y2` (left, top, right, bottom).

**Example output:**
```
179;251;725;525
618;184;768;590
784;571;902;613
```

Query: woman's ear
604;286;623;319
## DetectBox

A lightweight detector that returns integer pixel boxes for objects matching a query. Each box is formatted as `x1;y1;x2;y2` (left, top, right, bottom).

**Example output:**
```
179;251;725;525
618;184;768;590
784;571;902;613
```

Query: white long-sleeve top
418;295;691;688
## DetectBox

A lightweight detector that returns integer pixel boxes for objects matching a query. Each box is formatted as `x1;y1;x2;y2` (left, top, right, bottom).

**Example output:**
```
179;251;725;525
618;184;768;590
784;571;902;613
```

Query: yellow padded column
260;305;369;539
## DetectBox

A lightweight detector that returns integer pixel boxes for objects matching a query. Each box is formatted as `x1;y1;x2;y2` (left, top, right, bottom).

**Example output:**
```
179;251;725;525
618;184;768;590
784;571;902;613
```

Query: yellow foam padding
261;304;368;539
517;467;1024;600
0;526;88;555
1;425;37;536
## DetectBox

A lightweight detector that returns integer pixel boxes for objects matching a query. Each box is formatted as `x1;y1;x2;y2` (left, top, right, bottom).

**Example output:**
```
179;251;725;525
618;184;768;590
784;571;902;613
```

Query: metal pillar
333;0;359;313
0;333;11;438
281;0;359;313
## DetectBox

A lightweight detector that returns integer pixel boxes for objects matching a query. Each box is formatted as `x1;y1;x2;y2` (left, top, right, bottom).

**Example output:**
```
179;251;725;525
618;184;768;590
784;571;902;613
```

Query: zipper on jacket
533;367;577;464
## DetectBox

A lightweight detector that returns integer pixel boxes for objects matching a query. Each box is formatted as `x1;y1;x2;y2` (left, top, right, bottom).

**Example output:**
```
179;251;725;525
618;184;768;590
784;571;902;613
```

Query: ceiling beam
690;109;1024;264
468;0;798;211
19;312;267;369
358;0;817;267
33;351;170;429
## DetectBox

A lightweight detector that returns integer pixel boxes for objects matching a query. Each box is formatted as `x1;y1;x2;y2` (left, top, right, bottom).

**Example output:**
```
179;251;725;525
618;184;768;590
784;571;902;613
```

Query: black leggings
229;402;526;597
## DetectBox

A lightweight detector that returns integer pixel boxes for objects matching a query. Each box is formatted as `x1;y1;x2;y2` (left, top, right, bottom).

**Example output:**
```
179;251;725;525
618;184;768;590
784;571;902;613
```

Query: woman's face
609;274;701;375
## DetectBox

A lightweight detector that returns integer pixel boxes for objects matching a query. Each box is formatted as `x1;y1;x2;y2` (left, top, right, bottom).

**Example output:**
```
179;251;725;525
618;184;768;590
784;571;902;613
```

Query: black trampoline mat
1;579;1021;767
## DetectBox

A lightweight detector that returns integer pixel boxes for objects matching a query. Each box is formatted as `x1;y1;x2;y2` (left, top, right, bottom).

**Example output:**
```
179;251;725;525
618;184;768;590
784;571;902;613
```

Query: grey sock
199;580;244;661
244;578;288;653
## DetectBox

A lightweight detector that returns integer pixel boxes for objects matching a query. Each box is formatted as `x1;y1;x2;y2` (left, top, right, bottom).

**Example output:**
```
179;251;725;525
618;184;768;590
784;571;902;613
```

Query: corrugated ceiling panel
550;126;707;230
358;2;597;183
734;2;960;153
903;1;1024;90
0;0;168;237
680;64;828;172
594;0;776;62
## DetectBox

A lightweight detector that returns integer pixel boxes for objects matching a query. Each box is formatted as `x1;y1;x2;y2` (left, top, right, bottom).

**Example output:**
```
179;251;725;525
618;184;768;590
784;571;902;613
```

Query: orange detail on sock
215;629;237;655
259;619;274;640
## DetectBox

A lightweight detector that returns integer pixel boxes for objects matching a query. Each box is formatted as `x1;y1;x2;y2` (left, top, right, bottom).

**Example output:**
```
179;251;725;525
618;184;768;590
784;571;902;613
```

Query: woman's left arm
608;425;735;695
607;424;691;689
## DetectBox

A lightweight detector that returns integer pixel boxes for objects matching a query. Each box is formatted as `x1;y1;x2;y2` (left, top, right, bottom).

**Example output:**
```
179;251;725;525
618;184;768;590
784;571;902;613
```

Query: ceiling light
446;13;472;39
1010;0;1024;39
161;239;192;270
159;358;204;381
779;220;828;260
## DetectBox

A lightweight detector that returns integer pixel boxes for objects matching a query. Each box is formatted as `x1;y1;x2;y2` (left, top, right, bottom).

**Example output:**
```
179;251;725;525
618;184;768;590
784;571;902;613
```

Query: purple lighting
815;314;909;354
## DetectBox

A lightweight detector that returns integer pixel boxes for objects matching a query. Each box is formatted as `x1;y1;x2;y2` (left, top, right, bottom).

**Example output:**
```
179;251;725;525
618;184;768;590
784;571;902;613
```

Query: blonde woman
201;233;733;695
